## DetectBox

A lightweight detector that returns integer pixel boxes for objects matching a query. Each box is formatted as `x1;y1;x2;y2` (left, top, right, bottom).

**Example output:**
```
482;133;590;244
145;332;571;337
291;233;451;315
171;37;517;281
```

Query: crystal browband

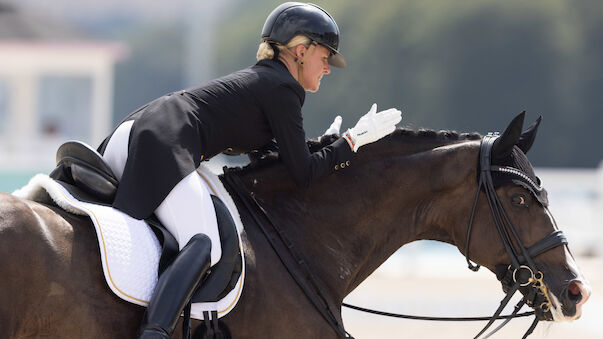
491;165;543;192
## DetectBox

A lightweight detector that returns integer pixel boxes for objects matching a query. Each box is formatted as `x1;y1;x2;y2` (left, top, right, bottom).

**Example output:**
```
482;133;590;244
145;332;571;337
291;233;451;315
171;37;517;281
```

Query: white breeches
102;121;222;266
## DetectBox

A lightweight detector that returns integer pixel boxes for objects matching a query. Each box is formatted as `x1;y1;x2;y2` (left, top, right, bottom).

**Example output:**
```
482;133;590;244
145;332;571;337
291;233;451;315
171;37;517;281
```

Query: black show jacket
99;59;353;219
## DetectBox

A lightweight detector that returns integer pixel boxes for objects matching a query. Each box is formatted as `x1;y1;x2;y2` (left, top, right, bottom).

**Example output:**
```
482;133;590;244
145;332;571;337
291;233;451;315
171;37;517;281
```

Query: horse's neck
337;141;480;294
245;139;479;300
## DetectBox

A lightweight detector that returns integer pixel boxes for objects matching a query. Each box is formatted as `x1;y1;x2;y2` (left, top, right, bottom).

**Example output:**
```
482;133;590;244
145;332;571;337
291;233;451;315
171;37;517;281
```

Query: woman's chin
305;81;320;93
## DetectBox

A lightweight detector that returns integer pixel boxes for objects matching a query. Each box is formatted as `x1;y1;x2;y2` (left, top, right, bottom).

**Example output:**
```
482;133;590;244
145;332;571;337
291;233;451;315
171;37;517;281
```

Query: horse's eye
512;194;528;207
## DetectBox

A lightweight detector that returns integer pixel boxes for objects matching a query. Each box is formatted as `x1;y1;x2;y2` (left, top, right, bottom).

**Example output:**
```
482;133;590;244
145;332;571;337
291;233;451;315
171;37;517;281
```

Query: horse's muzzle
559;279;591;320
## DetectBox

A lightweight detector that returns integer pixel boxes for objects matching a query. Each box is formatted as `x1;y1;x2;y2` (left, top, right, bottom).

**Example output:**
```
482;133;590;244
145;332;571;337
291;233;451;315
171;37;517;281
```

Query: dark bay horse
0;114;590;338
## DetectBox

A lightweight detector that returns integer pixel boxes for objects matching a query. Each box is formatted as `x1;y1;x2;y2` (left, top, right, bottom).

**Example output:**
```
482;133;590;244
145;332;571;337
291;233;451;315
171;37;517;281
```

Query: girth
464;133;568;339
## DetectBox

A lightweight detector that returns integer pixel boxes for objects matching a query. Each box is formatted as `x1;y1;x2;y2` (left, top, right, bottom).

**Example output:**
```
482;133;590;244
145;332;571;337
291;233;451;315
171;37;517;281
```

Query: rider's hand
322;115;342;136
343;103;402;152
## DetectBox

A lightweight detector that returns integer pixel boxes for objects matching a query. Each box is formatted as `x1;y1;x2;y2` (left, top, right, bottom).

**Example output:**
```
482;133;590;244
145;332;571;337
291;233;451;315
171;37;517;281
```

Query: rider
98;2;402;338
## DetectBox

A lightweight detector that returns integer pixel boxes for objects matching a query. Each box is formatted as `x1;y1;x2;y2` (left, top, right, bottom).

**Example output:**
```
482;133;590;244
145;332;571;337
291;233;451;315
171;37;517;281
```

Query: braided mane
232;127;482;172
308;128;481;152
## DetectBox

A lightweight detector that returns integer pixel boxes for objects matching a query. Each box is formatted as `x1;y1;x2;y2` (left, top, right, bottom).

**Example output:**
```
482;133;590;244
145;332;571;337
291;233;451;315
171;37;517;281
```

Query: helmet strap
269;42;280;60
275;41;318;89
297;41;317;89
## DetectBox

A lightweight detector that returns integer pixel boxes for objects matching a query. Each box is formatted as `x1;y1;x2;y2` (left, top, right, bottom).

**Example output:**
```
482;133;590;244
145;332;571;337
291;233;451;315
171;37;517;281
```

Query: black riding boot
139;233;212;339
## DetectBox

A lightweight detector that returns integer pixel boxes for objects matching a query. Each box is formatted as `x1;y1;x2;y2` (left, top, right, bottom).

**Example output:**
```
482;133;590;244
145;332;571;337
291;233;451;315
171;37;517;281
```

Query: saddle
49;140;242;303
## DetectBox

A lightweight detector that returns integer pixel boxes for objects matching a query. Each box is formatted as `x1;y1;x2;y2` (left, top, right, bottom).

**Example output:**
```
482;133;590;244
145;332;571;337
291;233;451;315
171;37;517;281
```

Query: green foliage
210;0;603;166
114;0;603;167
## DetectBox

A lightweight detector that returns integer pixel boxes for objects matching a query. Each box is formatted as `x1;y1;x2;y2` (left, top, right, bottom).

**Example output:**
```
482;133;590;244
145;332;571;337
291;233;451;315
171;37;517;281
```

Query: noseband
464;133;568;338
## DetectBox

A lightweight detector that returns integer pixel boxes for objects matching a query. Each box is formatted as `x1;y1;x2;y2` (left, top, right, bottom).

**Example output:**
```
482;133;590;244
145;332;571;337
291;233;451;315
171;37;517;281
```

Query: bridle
223;133;569;339
463;133;568;338
345;134;569;338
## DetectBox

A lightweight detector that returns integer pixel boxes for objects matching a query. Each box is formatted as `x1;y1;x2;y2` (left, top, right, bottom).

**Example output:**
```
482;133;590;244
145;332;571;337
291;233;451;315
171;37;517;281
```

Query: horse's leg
0;195;143;338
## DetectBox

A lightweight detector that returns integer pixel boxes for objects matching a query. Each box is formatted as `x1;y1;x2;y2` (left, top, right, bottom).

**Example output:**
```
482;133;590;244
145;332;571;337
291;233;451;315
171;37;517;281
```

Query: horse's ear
517;115;542;154
492;112;525;160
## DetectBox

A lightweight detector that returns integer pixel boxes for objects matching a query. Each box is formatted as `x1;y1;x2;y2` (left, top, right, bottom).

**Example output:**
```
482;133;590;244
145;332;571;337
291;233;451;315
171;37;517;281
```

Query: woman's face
300;45;331;92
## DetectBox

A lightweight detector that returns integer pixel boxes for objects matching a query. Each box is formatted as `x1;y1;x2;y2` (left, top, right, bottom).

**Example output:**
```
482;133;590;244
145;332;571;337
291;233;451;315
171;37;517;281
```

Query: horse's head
462;113;591;322
235;112;590;326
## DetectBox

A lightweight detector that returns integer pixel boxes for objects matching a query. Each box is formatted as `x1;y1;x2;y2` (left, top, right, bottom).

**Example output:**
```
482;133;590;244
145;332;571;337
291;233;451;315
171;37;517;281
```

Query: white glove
322;115;342;136
343;103;402;152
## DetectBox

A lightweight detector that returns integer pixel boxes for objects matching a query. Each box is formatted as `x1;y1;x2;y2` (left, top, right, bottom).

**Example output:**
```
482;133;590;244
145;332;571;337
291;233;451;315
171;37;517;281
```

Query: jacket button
346;160;350;166
340;162;346;169
334;164;339;170
226;147;233;152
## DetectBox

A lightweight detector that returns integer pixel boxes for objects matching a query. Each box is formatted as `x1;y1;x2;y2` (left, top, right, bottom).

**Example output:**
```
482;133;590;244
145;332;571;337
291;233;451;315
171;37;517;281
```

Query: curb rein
224;173;354;339
223;133;568;339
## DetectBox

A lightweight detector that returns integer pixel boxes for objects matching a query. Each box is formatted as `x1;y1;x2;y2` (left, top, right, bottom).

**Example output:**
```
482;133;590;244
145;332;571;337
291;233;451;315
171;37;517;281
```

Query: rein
223;171;353;339
222;133;567;338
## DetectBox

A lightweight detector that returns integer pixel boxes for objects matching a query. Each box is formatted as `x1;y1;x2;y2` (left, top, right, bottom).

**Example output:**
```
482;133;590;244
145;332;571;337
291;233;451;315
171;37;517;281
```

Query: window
0;79;9;133
38;75;92;140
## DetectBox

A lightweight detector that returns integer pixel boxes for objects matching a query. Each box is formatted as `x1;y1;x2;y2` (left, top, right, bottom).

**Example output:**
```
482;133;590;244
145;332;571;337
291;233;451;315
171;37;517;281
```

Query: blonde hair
256;35;312;61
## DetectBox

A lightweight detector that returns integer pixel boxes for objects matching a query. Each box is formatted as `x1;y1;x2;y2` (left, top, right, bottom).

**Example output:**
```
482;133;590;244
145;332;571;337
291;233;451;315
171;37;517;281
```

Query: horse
0;113;590;338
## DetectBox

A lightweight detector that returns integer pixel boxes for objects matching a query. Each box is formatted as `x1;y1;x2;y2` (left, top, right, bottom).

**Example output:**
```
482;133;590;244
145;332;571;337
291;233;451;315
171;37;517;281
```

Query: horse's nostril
567;281;582;303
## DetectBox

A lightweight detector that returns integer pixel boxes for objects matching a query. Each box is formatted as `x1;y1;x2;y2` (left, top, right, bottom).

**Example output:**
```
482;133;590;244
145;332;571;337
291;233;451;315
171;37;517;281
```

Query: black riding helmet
261;2;347;68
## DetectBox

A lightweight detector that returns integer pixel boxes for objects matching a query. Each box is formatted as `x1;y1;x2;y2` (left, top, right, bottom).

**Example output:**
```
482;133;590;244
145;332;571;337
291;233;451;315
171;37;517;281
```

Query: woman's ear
295;44;306;58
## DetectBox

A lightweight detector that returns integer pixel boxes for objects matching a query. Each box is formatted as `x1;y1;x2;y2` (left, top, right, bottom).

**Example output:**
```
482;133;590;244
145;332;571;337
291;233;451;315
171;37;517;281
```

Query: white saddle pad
12;166;245;320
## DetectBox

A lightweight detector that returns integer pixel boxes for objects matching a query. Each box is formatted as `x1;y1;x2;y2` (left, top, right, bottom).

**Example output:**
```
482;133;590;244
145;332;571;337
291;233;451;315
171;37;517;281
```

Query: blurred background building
0;1;601;337
0;2;125;176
